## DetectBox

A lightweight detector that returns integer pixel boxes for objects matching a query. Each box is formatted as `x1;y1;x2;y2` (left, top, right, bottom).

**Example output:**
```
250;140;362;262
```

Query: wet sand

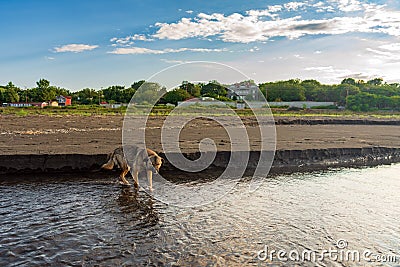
1;114;399;155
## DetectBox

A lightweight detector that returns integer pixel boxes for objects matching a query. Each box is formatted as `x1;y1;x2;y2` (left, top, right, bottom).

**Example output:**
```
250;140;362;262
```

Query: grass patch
16;109;29;116
1;105;400;119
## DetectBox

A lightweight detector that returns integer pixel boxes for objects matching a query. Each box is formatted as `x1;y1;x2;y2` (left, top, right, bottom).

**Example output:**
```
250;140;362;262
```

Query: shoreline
1;114;399;179
1;147;399;179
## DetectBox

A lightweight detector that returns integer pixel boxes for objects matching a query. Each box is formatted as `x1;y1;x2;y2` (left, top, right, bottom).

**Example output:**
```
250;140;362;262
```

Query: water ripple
0;165;399;266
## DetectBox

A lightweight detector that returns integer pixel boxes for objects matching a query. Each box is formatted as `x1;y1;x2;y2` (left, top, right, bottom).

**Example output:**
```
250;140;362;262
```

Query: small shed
49;101;59;107
9;102;48;108
56;95;72;106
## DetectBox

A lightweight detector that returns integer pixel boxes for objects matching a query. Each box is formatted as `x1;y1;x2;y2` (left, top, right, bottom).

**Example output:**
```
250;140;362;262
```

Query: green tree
301;79;322;101
163;88;191;105
180;81;201;97
4;82;20;102
341;78;356;85
346;92;377;111
25;87;41;102
367;78;383;86
390;96;400;110
121;87;136;103
200;82;227;97
258;83;267;98
36;79;50;90
329;84;360;105
36;79;56;101
131;80;145;90
42;87;57;101
264;81;306;101
102;85;125;103
133;82;166;104
73;88;97;104
361;84;399;97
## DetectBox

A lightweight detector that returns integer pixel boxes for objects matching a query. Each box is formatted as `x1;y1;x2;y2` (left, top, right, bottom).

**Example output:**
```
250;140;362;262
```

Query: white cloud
109;47;164;55
362;5;400;36
304;65;379;82
312;1;335;13
244;46;260;53
131;34;153;41
246;9;277;19
329;0;363;12
366;46;400;63
305;66;354;77
305;66;340;72
110;34;154;47
268;5;283;12
186;10;193;14
379;43;400;51
54;44;98;53
151;3;400;43
284;2;306;11
108;47;228;55
160;59;191;64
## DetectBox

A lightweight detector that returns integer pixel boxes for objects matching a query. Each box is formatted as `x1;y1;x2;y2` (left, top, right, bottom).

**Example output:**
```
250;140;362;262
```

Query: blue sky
1;0;399;90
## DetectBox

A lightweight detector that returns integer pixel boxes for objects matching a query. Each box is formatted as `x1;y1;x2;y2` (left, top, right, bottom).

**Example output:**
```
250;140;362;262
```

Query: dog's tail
101;152;115;170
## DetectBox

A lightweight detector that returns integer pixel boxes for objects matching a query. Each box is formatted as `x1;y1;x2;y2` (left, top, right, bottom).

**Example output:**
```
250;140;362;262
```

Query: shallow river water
1;164;399;266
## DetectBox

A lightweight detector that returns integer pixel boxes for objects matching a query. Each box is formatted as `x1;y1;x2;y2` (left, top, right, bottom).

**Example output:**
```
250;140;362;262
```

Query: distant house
236;102;246;109
100;101;108;107
100;101;125;108
56;95;72;106
228;81;262;101
110;103;122;108
48;101;59;107
8;102;48;108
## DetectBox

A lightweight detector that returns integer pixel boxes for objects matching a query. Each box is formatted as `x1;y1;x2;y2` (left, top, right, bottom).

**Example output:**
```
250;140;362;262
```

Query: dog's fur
102;145;163;189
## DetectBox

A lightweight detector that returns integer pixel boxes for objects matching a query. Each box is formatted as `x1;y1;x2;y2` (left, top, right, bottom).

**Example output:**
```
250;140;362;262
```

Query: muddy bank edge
1;147;399;177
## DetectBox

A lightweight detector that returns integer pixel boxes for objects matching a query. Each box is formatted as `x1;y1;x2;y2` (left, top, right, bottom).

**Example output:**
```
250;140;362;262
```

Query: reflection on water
0;164;399;266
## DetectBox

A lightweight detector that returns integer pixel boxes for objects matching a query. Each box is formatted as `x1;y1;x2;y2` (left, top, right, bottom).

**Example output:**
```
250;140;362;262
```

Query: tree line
1;77;399;111
261;78;400;111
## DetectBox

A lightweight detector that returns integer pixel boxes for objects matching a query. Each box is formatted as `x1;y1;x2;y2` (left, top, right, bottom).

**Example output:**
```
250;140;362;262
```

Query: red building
56;95;72;106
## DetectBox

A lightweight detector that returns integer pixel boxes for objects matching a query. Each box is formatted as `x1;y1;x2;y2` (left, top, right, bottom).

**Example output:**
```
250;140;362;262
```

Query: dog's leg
147;170;153;191
101;152;115;170
119;164;131;186
133;168;139;189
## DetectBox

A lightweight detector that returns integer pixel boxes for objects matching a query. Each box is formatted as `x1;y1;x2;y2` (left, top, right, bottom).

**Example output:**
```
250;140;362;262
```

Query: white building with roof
227;81;262;101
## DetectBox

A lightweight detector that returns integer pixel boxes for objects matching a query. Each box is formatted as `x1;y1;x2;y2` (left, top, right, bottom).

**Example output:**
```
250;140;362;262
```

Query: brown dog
102;145;163;190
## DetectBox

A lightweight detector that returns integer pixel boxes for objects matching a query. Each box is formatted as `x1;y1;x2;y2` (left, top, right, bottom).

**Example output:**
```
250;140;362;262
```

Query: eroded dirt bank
1;147;399;177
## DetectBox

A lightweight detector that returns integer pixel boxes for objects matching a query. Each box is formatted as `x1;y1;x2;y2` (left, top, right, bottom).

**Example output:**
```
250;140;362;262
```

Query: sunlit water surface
1;164;399;266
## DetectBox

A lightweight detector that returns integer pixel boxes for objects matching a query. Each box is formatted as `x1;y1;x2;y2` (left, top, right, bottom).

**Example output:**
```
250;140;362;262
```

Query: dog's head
148;154;163;172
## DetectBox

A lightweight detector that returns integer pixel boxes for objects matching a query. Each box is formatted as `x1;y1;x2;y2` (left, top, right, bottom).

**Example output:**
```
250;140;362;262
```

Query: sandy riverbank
0;114;399;176
1;114;399;155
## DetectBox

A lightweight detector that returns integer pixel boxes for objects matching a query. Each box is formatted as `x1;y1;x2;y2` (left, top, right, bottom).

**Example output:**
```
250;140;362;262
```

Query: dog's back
102;145;162;188
124;145;149;172
102;145;153;172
